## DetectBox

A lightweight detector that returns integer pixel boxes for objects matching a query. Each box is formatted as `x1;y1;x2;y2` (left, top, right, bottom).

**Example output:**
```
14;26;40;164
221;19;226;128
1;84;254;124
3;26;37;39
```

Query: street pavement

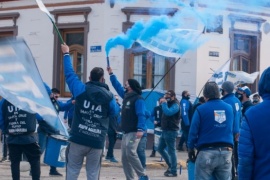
0;147;189;180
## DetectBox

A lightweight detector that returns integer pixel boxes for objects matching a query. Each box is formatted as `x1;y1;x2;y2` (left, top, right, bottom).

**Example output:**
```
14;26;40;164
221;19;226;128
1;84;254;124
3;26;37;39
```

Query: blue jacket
221;93;241;135
109;74;147;131
188;99;234;150
180;98;192;126
63;98;75;120
238;67;270;180
63;54;118;147
0;99;40;144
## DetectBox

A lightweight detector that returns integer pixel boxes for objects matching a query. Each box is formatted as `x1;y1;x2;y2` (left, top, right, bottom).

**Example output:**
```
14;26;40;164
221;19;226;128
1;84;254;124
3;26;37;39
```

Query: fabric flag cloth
35;0;55;22
226;71;259;86
209;59;231;87
137;29;205;58
0;38;68;136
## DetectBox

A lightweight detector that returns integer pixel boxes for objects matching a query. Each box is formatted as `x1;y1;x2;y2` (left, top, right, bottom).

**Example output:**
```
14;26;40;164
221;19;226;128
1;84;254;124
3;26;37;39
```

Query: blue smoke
105;0;270;56
105;21;144;56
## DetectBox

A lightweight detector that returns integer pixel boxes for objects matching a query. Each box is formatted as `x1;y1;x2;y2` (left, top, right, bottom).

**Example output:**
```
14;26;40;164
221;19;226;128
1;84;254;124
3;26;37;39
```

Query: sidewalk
102;149;189;169
0;149;189;180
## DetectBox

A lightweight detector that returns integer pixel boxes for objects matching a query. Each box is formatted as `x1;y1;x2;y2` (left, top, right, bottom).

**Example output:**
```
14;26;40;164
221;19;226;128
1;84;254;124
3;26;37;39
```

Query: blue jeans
137;136;147;169
157;130;178;174
195;149;232;180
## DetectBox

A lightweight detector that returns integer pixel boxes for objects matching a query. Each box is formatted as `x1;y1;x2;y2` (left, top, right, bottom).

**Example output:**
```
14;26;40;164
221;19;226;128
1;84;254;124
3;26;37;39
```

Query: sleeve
109;74;125;99
233;103;241;135
238;116;254;180
161;102;180;116
180;100;190;126
0;99;4;131
108;97;118;118
187;109;200;149
135;99;147;131
57;100;73;112
63;54;85;97
63;111;68;119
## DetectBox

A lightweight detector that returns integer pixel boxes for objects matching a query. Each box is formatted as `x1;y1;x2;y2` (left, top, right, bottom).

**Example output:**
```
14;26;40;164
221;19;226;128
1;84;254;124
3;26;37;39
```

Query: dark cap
128;79;142;95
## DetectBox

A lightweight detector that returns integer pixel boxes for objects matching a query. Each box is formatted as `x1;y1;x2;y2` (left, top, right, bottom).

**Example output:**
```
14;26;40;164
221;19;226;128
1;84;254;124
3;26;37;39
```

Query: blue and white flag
0;38;68;136
209;59;231;87
226;71;259;86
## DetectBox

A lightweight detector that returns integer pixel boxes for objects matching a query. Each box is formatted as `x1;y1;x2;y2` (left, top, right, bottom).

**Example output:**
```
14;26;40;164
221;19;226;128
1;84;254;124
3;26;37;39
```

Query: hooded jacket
238;67;270;180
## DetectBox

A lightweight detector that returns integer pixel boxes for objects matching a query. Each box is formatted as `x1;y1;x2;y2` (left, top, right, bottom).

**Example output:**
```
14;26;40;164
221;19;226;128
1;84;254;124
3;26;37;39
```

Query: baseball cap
238;86;251;96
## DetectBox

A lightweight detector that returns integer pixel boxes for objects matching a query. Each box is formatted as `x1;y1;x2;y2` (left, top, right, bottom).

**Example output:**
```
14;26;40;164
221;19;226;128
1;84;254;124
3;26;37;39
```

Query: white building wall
1;0;270;98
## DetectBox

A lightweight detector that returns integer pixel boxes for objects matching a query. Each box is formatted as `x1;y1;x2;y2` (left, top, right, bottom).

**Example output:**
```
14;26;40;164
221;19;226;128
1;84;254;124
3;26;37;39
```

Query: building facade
1;0;270;99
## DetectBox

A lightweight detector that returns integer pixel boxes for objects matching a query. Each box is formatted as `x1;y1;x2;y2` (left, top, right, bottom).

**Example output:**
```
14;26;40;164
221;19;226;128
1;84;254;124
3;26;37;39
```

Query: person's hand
159;98;167;103
107;67;113;75
154;121;157;125
188;149;196;162
61;44;69;53
136;131;143;139
71;100;75;104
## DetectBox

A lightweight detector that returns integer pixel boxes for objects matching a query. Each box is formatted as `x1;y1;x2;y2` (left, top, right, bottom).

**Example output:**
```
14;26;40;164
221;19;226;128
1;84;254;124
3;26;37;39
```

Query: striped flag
0;38;68;136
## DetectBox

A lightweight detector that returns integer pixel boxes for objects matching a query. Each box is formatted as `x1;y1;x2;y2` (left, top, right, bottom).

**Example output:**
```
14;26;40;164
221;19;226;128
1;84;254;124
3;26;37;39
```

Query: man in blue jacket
221;81;242;178
0;99;41;180
178;90;193;151
61;44;118;180
158;90;180;177
238;67;270;180
188;82;234;180
107;67;149;180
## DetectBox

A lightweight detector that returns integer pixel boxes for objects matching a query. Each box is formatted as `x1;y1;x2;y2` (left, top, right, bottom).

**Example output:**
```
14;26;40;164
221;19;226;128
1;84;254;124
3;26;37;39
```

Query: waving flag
0;38;68;136
209;59;231;87
226;71;259;86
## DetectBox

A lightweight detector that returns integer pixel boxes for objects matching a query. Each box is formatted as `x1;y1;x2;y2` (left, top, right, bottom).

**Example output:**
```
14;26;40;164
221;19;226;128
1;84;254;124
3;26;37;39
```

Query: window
122;7;178;90
131;49;169;89
61;30;84;96
51;7;91;97
0;12;19;38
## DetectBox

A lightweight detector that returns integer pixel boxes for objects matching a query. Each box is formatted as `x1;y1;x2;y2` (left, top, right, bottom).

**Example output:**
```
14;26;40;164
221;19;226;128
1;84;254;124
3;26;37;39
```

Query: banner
226;71;259;86
209;59;231;87
0;38;68;136
137;29;205;58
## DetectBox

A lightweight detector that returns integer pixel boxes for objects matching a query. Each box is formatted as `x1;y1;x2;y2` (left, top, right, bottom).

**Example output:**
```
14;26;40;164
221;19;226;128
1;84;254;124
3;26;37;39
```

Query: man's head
125;79;142;95
221;81;234;96
182;90;190;100
165;90;176;102
237;86;251;102
198;96;205;104
203;82;220;101
252;94;260;104
51;88;60;99
89;67;105;82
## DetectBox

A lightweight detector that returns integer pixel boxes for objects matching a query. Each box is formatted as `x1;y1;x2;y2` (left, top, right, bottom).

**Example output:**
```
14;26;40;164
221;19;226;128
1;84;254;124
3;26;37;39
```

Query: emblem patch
214;110;226;123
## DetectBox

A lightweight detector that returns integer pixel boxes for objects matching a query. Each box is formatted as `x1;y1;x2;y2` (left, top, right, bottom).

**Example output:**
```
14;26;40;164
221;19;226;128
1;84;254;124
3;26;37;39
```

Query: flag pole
145;57;181;100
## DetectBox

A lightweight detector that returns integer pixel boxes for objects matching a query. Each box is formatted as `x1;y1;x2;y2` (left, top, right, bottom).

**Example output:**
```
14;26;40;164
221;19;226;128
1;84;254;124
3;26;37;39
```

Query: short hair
253;94;260;98
203;82;220;99
51;88;60;94
181;90;188;97
199;96;205;103
90;67;104;81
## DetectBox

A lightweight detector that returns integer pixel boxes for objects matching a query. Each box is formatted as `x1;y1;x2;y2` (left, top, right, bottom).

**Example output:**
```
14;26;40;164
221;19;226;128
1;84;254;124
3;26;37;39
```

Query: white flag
209;59;231;87
226;71;259;86
137;29;205;58
0;38;68;136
